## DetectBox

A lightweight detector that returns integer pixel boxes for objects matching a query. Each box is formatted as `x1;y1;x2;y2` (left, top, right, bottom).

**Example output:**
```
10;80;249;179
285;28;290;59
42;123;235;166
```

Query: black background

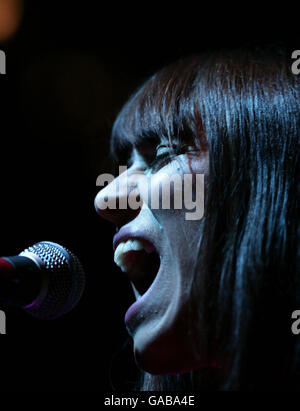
0;1;298;392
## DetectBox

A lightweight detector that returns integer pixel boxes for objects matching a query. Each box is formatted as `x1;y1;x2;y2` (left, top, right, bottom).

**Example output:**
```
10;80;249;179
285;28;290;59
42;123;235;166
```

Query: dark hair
111;45;300;391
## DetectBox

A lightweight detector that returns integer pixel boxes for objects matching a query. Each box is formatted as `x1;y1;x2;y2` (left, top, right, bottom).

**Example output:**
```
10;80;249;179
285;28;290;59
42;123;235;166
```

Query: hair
110;44;300;391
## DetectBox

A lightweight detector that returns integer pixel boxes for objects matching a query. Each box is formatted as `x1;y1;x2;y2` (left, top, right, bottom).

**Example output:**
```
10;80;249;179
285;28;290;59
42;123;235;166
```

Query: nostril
112;207;142;227
95;197;142;226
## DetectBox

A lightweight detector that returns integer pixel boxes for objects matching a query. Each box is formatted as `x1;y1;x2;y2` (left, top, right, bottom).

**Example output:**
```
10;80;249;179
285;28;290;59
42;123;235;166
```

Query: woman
95;45;299;391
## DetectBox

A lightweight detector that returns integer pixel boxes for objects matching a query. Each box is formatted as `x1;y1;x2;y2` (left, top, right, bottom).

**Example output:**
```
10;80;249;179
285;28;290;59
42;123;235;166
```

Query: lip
113;227;158;254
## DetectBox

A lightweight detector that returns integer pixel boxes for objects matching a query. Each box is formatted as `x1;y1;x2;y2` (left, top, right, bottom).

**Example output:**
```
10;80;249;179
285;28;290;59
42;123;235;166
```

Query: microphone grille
22;241;86;320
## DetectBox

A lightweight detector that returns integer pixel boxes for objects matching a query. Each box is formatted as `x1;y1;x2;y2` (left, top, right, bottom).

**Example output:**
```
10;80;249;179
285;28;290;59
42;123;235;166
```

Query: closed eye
123;141;200;174
147;144;174;171
147;143;199;172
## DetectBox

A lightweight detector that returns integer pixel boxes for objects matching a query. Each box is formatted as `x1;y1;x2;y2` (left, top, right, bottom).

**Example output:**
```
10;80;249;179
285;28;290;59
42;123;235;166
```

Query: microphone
0;241;86;320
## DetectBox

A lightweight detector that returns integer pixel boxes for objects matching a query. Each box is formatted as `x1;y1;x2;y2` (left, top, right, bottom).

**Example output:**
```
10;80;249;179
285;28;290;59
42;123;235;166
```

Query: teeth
114;239;146;272
131;283;142;300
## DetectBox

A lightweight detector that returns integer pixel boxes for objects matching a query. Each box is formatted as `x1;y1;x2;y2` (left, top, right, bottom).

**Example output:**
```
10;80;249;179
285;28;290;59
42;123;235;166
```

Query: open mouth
114;238;161;296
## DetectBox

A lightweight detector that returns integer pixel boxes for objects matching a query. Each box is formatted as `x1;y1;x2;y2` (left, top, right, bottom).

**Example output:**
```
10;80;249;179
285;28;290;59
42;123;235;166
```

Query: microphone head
20;241;86;320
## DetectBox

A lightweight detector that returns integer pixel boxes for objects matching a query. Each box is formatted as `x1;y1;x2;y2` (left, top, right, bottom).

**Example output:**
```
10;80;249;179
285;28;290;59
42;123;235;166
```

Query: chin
132;326;201;375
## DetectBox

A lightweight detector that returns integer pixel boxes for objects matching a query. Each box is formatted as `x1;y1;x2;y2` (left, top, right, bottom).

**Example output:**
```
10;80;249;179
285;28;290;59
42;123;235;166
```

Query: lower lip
124;266;161;324
124;299;142;324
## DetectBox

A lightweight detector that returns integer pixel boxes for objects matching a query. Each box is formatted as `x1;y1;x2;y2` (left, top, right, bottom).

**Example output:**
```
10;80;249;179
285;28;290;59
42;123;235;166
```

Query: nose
94;169;142;227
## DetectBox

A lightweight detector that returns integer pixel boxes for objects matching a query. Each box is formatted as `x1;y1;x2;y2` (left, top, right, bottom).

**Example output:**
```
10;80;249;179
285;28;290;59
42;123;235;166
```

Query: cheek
130;155;209;375
138;156;206;224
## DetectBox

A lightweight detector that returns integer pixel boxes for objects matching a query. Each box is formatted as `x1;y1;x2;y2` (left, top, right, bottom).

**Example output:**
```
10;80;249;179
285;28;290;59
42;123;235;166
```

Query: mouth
113;237;161;297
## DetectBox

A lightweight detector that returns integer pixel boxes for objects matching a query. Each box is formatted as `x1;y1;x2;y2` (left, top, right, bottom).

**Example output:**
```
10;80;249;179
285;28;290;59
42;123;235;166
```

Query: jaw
132;305;203;375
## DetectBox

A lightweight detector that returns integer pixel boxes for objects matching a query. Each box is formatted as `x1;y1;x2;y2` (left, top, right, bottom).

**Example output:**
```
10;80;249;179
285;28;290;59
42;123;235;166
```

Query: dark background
0;1;298;391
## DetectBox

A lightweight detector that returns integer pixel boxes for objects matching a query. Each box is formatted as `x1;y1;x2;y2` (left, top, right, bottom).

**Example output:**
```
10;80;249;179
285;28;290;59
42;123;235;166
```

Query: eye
147;143;199;172
155;144;170;159
156;144;172;156
147;144;175;171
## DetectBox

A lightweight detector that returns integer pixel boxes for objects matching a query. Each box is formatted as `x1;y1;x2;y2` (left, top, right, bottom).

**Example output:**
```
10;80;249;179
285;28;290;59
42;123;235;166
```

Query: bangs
110;56;208;166
110;46;298;170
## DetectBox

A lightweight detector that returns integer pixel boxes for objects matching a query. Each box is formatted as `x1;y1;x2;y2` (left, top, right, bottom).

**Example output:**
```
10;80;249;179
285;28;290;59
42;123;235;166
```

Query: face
95;137;209;375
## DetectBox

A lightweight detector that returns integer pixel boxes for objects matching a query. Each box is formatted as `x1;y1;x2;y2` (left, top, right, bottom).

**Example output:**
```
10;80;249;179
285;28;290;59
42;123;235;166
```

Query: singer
95;45;299;391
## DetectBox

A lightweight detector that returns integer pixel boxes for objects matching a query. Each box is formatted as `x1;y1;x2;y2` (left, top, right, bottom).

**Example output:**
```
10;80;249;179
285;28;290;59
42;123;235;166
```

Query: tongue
122;250;160;295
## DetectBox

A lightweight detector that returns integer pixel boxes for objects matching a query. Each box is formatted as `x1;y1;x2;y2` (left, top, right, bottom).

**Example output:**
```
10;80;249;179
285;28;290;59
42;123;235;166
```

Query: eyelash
147;150;173;171
148;143;191;171
124;144;197;172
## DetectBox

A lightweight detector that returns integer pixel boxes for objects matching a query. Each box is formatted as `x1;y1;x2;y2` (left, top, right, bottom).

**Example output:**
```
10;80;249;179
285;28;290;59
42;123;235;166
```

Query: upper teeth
114;239;146;272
